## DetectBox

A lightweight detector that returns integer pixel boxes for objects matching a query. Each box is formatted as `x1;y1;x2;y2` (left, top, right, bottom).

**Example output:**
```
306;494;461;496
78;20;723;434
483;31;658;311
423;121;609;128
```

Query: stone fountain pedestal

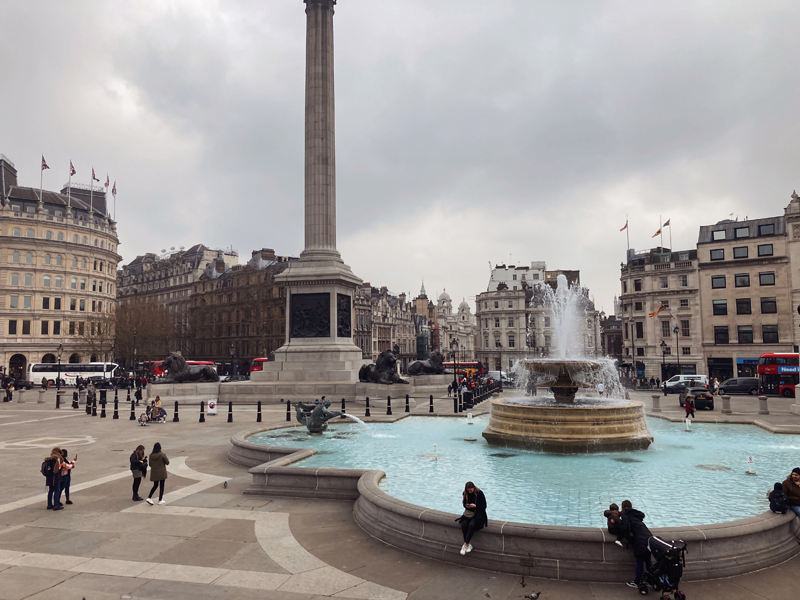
482;398;653;453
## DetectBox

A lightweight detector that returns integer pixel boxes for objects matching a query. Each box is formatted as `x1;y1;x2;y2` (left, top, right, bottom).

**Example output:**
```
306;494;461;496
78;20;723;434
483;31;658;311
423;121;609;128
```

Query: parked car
680;386;715;410
665;379;706;396
9;378;34;390
221;375;249;383
86;376;114;389
717;377;759;396
664;375;707;394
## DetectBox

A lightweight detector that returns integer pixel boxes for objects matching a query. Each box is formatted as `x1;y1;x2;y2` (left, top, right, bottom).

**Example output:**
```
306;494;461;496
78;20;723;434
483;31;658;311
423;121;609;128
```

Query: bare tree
114;300;175;369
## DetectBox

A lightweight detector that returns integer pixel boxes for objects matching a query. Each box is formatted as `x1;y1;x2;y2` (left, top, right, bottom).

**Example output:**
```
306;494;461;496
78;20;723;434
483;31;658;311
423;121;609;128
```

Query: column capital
304;0;336;7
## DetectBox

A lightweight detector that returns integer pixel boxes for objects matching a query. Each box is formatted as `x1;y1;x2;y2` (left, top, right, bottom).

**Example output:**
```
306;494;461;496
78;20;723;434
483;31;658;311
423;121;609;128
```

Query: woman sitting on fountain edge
457;482;487;555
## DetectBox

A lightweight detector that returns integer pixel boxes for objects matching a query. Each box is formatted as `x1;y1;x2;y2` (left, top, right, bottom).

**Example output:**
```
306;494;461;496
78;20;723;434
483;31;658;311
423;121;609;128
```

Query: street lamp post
673;325;680;375
450;337;459;395
56;343;63;394
660;340;668;382
496;342;503;391
229;344;235;377
133;327;138;377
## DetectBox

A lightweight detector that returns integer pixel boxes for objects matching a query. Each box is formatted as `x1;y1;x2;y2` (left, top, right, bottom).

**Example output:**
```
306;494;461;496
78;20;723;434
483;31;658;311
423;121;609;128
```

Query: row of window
10;251;113;274
626;320;691;339
711;272;775;288
711;223;775;241
625;274;690;293
10;227;114;250
8;295;106;313
7;319;102;336
483;335;517;349
627;346;692;357
7;273;113;294
712;297;777;316
483;300;518;309
713;325;779;344
632;299;690;312
484;317;517;328
709;244;773;261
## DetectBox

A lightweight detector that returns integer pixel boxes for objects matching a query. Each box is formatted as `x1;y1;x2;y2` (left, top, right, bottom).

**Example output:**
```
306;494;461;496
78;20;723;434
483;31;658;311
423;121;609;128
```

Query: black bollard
227;401;233;423
453;394;458;414
386;395;392;416
86;396;91;414
55;392;60;409
114;388;119;403
173;401;179;422
72;391;79;409
341;397;346;418
126;388;131;403
429;394;434;413
458;391;463;413
365;397;371;417
285;399;291;422
100;399;107;418
129;400;136;420
199;400;206;423
92;399;97;417
257;401;262;423
113;398;119;419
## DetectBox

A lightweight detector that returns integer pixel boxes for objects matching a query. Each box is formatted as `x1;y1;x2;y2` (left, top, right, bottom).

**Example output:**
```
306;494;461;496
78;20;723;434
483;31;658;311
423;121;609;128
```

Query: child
768;482;788;514
604;503;626;546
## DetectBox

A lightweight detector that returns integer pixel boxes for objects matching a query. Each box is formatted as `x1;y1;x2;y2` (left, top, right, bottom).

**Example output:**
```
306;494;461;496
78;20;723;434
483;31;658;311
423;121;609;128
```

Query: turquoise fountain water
249;414;800;528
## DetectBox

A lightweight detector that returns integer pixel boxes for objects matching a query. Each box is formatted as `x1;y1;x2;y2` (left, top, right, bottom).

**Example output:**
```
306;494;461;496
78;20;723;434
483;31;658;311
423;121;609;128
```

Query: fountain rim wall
229;424;800;581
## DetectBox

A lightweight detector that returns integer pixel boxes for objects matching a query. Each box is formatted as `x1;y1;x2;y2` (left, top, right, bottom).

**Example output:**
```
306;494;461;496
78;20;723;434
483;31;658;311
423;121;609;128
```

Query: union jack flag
41;155;50;171
92;168;99;182
112;181;116;197
69;161;76;176
104;175;109;188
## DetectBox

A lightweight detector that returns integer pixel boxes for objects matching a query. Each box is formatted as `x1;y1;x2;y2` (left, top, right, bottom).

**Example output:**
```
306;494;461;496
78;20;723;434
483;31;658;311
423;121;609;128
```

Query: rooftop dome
459;298;470;310
439;288;451;301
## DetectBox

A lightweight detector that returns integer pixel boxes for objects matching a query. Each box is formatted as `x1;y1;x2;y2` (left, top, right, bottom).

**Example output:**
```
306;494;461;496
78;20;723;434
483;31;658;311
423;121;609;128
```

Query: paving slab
21;572;147;600
218;542;291;574
70;557;157;577
170;492;234;508
0;565;76;600
195;518;258;542
212;569;292;591
140;562;229;584
5;551;91;570
152;537;246;568
87;532;186;561
277;565;365;597
24;528;118;556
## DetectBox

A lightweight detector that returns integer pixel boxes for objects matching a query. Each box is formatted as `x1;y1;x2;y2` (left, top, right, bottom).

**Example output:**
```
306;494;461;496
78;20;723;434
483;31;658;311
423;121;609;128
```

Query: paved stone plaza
0;391;798;600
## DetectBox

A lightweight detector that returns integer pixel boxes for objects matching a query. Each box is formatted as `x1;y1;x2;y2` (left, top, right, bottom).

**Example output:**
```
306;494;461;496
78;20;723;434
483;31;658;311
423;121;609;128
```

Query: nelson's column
257;0;367;383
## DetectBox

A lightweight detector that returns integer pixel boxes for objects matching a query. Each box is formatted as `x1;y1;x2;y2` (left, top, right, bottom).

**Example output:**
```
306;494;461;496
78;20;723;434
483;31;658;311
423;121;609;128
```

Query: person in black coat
456;481;487;555
620;500;652;588
130;445;148;501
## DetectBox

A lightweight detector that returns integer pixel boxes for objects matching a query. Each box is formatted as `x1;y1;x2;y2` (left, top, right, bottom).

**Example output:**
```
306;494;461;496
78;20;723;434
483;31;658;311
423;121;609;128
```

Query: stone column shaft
302;0;340;261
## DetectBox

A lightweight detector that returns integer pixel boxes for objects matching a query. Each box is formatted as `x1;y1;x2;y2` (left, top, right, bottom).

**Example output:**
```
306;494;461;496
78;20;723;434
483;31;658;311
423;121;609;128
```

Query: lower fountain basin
482;398;653;453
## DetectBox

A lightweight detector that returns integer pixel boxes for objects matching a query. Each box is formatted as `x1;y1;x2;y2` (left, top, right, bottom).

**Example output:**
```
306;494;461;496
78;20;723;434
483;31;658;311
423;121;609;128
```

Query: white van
664;374;708;394
488;370;512;383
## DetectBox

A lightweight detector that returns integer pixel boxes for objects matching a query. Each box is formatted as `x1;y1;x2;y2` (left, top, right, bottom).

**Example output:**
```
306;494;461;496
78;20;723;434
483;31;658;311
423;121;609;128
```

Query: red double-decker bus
442;361;486;377
758;353;799;398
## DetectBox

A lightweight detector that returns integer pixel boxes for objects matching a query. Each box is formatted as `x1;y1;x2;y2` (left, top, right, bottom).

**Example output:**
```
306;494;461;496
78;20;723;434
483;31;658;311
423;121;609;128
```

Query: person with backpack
768;482;788;514
134;387;143;406
621;500;653;589
146;442;170;505
59;449;76;505
42;447;64;510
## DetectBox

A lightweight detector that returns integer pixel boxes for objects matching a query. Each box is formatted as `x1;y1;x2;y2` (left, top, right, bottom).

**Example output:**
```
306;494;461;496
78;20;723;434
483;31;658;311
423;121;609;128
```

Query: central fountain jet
482;275;653;453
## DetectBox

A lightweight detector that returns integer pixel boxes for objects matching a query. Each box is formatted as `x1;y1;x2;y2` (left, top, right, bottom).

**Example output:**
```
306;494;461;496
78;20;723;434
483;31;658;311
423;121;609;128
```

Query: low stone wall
231;425;800;582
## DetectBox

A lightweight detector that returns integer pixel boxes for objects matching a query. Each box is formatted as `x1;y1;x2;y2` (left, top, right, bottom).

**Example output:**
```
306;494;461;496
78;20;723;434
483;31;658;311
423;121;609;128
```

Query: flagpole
626;214;630;255
669;220;672;251
89;177;93;216
659;215;663;250
67;169;72;208
39;161;44;204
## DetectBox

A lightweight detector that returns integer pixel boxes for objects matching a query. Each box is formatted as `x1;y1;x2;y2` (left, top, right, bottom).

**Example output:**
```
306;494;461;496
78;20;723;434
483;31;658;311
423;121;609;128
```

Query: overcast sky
3;0;799;315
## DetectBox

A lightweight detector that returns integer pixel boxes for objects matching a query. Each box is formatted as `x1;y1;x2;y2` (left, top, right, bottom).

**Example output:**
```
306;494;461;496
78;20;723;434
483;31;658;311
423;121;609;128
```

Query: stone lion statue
153;352;219;384
358;349;409;385
407;349;445;376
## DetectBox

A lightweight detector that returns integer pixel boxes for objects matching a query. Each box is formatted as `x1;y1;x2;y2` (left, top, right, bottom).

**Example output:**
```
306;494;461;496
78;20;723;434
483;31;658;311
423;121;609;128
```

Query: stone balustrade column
721;395;732;414
651;394;661;413
758;395;769;415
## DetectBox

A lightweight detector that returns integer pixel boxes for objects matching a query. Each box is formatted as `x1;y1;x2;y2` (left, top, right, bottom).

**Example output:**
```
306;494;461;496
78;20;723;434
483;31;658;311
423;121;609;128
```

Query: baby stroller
639;536;687;599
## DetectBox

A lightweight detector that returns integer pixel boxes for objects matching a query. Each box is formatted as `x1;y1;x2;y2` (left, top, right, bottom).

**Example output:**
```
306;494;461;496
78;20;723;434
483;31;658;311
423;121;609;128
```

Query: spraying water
542;274;588;359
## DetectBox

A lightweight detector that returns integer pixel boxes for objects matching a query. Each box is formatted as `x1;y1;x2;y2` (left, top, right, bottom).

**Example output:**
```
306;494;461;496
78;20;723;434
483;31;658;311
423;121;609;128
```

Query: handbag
462;509;475;519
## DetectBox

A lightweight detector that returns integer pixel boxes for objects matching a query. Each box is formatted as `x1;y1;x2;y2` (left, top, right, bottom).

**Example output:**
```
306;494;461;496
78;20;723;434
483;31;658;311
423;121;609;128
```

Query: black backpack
40;458;55;477
770;489;788;514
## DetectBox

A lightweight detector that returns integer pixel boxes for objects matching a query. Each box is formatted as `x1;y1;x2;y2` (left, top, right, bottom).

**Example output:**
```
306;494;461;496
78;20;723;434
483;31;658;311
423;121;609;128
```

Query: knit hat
792;467;800;475
774;482;783;491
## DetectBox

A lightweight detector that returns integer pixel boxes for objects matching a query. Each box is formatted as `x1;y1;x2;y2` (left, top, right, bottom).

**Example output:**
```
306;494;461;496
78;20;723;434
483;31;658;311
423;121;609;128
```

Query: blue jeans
790;505;800;518
635;555;652;584
60;474;71;502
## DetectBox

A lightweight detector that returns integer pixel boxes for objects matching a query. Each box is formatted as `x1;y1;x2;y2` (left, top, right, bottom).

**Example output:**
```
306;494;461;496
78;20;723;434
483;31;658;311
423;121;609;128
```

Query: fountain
482;275;653;453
